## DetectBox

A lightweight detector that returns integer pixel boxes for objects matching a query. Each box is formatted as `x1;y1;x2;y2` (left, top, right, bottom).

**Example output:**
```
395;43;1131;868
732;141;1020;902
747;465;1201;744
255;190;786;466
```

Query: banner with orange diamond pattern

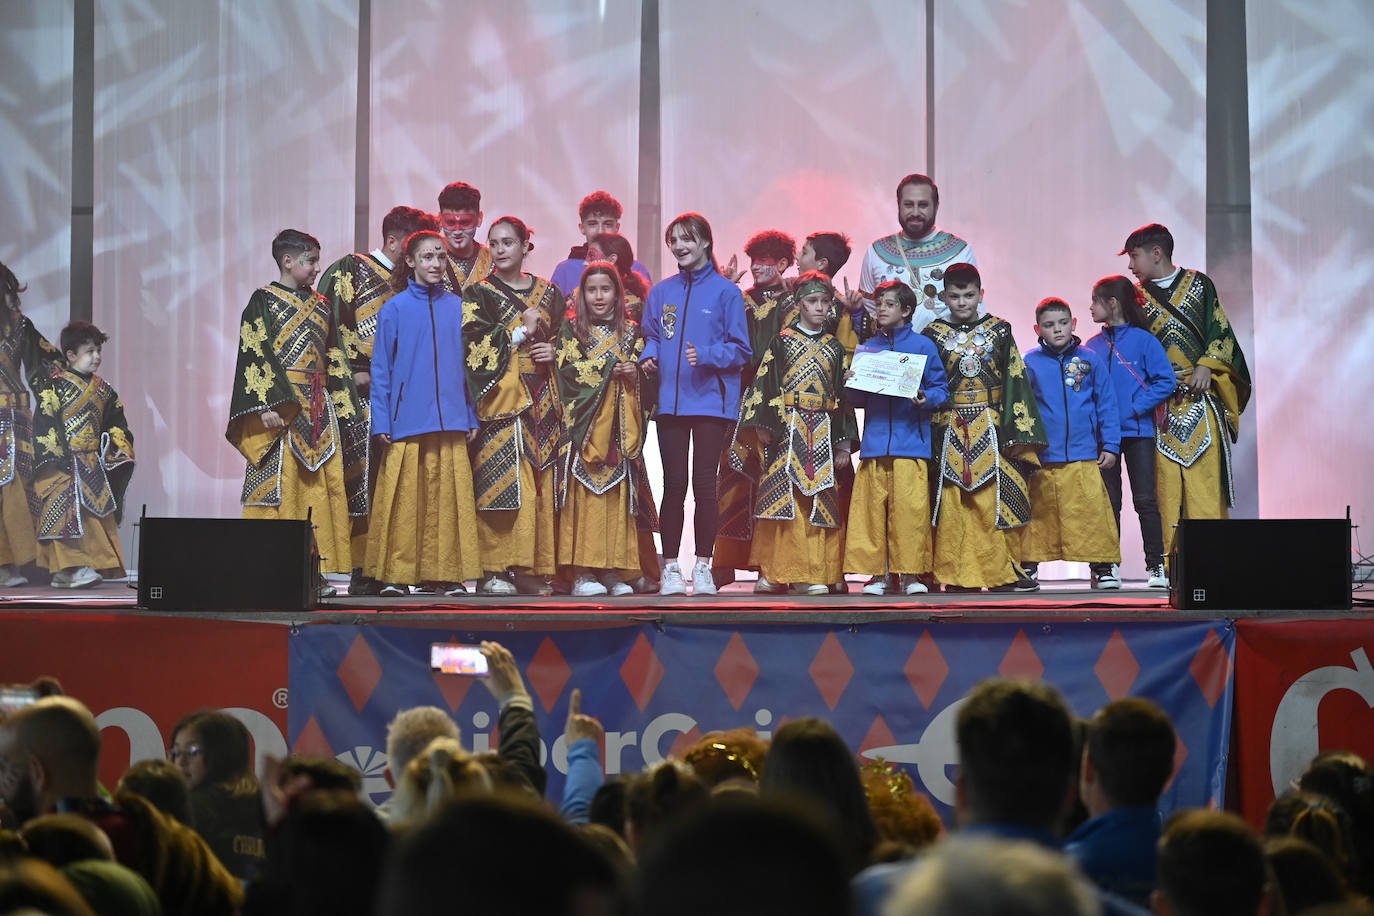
289;620;1234;819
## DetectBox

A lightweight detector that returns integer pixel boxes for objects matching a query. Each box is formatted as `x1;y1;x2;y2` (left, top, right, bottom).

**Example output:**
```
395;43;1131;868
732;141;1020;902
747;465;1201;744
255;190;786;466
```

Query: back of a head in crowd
377;794;618;916
0;857;98;916
632;796;851;916
1264;835;1349;915
760;716;877;872
681;728;768;788
1298;750;1374;897
242;789;387;916
388;737;491;824
116;759;192;825
1085;697;1176;809
1154;809;1269;916
0;696;102;822
60;859;160;916
385;705;460;783
955;679;1076;830
624;760;709;850
589;774;629;837
19;814;113;868
277;755;362;795
885;835;1101;916
171;710;256;795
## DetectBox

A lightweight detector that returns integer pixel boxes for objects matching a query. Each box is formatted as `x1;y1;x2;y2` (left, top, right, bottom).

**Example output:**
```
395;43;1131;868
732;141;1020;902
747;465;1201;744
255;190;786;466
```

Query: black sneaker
349;569;382;596
990;576;1040;593
379;583;408;597
944;584;983;594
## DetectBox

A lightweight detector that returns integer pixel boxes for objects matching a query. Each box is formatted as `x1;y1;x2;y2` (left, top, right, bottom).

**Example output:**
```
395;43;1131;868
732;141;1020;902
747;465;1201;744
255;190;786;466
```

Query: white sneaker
691;560;717;596
444;583;468;597
861;577;888;596
601;573;634;597
659;561;687;596
479;573;517;595
1147;564;1169;588
792;583;828;596
52;566;102;589
1091;564;1122;590
900;574;929;595
0;564;27;587
572;574;608;597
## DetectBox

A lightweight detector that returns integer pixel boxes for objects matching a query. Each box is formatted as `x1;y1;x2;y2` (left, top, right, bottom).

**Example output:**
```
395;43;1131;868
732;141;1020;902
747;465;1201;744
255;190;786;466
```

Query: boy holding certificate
842;281;949;594
732;272;857;594
1019;298;1123;586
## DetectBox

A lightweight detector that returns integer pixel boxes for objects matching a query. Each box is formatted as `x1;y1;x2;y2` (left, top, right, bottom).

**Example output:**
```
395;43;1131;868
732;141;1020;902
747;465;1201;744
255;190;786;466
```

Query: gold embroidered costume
0;314;61;567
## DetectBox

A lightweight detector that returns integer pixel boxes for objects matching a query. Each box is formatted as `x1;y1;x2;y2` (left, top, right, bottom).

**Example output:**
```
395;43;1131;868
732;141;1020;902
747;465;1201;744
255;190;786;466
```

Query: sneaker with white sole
861;577;888;596
60;566;102;589
444;583;468;597
1090;564;1122;590
754;574;787;594
479;573;517;596
379;583;408;597
572;574;608;597
691;560;717;596
601;573;634;597
659;561;687;596
0;564;27;587
1146;563;1169;588
791;583;828;596
899;574;929;595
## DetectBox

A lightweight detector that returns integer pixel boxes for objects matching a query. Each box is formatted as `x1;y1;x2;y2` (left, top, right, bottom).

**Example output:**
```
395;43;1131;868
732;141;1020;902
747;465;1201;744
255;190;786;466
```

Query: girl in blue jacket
366;230;482;595
1082;275;1177;588
640;213;751;596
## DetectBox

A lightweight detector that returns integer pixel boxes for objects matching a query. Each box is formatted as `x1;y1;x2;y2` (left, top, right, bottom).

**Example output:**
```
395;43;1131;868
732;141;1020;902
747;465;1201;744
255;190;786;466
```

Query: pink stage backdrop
1248;3;1374;539
0;2;73;348
1;0;1365;574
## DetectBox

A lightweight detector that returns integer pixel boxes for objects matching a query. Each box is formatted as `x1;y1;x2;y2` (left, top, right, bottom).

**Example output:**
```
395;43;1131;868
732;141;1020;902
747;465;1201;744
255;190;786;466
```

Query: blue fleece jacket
1082;324;1177;438
1024;337;1121;463
370;279;479;440
847;323;950;459
642;261;751;419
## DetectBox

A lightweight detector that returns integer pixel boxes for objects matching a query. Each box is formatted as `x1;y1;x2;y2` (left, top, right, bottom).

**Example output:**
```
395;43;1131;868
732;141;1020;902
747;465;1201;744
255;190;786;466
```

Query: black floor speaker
1170;518;1351;610
137;516;317;611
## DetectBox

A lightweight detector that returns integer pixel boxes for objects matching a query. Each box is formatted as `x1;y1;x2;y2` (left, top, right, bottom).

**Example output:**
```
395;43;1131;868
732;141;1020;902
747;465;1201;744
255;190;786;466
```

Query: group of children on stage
0;262;135;589
226;180;1249;599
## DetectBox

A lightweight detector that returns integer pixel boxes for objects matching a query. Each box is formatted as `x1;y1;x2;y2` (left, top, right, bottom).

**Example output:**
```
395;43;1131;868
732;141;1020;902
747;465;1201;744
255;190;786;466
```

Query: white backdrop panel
936;0;1207;579
0;1;74;339
369;0;642;279
1248;1;1374;536
93;0;358;550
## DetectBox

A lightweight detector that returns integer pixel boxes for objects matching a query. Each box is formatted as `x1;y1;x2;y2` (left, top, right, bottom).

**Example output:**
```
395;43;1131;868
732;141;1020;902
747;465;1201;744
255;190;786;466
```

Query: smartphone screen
430;644;489;677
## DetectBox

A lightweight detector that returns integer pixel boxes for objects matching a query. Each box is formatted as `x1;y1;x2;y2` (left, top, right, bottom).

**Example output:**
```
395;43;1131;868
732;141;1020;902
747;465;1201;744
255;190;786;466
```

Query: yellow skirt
844;456;934;575
365;432;481;585
1020;461;1122;564
933;482;1021;588
0;476;37;567
1157;409;1228;557
40;510;125;575
558;478;640;576
476;459;557;576
243;447;353;575
749;493;844;585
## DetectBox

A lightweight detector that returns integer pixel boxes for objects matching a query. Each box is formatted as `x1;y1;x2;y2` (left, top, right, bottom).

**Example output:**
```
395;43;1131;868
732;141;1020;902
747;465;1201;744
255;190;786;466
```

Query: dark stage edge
2;578;1369;626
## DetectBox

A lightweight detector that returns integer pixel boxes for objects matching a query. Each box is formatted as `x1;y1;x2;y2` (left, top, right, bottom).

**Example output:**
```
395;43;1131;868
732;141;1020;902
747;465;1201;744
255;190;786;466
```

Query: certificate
845;349;928;399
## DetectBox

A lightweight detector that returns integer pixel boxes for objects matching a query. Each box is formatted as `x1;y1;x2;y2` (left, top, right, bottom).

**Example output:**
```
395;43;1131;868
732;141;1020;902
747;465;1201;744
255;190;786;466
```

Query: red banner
0;613;287;790
1233;619;1374;825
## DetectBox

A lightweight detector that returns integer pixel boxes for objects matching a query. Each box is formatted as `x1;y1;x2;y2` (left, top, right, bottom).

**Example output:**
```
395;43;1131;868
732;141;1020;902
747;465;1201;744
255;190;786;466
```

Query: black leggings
1100;435;1166;566
656;415;732;558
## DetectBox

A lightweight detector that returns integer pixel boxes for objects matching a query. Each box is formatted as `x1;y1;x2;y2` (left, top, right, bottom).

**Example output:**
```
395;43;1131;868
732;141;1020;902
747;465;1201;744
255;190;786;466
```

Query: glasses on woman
168;745;202;762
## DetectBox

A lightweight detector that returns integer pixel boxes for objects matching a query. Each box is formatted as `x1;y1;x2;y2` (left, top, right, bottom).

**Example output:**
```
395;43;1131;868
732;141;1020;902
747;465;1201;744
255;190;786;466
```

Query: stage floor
1;574;1366;625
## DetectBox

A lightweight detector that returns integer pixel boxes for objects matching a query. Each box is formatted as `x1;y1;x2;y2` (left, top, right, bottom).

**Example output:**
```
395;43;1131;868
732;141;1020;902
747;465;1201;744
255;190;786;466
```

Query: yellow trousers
1021;461;1122;564
750;493;844;585
0;477;37;567
40;511;124;575
558;478;640;576
476;459;556;576
365;432;481;585
243;448;353;575
1157;414;1228;558
844;457;934;575
933;482;1022;588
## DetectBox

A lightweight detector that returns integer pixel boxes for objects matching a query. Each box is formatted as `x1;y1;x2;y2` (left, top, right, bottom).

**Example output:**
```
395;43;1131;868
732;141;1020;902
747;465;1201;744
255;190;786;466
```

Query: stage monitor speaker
1170;518;1351;611
137;516;317;611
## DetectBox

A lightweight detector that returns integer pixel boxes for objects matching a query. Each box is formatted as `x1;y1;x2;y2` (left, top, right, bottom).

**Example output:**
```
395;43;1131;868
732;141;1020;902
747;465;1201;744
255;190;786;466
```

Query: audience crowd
3;644;1373;916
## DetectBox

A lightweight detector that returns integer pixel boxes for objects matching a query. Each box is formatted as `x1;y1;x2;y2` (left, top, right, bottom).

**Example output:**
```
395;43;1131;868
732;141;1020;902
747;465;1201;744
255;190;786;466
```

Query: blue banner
288;619;1235;819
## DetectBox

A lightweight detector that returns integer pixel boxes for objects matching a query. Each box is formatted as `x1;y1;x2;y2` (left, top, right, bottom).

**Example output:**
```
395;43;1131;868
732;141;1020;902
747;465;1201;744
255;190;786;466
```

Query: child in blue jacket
640;212;751;596
1020;298;1123;588
367;230;482;595
842;281;949;595
1082;275;1177;588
